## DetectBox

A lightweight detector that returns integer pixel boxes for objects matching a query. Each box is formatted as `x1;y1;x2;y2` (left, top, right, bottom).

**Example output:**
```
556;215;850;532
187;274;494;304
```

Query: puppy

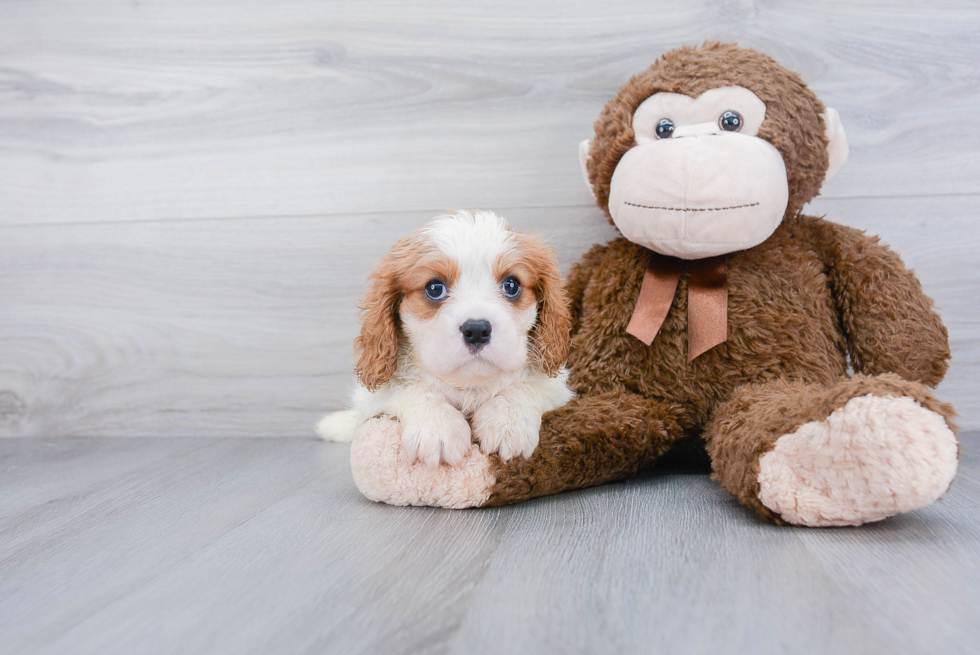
317;210;574;467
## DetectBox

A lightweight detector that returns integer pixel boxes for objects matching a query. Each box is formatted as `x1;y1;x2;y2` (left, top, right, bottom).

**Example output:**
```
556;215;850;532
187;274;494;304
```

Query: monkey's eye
719;111;743;132
501;277;522;299
655;119;675;139
424;280;447;300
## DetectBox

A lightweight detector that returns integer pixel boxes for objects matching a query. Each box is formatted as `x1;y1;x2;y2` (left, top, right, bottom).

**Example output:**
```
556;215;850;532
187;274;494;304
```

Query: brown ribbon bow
626;253;728;362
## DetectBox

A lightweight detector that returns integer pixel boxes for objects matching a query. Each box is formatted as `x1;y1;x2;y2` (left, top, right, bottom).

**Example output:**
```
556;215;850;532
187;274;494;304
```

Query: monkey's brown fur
482;43;955;519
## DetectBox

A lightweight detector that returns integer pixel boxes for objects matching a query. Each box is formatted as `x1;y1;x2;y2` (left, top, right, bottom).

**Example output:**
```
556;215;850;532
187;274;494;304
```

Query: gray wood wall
1;0;978;437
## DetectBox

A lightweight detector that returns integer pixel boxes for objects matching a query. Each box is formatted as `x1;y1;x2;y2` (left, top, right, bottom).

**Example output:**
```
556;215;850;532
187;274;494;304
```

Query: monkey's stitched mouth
624;201;760;212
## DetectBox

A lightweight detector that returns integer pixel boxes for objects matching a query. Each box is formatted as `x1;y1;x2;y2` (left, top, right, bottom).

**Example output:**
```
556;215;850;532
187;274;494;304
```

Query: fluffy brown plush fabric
485;217;953;509
480;43;957;521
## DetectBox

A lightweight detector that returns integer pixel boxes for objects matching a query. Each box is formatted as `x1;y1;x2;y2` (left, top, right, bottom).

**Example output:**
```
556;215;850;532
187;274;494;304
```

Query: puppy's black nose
460;319;492;349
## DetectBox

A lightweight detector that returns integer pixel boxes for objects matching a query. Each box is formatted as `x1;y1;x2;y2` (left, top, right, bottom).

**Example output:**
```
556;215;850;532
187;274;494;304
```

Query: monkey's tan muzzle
608;130;789;259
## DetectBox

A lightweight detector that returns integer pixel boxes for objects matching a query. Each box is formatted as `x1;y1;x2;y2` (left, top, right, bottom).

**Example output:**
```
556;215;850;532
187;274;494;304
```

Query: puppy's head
355;210;570;390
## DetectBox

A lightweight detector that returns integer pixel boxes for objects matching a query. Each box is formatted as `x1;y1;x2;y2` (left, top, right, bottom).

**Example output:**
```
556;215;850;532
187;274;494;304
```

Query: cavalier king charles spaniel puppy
317;210;573;468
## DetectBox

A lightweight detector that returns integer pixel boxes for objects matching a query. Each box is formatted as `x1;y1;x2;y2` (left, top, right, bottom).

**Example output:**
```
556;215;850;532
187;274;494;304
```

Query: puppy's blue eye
501;277;522;299
424;280;447;300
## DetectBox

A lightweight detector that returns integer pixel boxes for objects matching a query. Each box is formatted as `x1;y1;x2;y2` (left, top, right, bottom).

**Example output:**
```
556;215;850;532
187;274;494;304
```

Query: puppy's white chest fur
424;369;542;419
336;355;573;467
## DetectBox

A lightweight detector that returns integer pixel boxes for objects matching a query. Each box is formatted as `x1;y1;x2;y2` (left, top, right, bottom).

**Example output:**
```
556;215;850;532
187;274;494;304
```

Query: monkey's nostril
460;319;492;348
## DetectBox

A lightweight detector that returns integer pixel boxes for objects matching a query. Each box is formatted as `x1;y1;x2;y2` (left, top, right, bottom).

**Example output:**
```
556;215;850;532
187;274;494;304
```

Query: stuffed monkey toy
348;42;958;526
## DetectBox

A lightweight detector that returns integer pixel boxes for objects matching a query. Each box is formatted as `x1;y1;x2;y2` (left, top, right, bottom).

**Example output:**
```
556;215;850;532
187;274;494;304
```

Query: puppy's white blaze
424;211;516;274
322;210;573;468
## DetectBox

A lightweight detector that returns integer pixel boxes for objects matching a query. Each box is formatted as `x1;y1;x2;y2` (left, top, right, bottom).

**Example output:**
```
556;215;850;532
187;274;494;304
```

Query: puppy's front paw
402;404;472;468
472;396;540;462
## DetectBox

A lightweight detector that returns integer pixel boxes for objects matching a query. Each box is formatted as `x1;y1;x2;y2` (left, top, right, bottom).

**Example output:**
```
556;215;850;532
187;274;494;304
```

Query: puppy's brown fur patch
511;233;571;377
399;257;460;322
355;232;436;391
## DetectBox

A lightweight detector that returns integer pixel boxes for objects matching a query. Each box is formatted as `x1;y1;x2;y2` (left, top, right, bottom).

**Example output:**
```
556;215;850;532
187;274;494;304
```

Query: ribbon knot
626;253;728;362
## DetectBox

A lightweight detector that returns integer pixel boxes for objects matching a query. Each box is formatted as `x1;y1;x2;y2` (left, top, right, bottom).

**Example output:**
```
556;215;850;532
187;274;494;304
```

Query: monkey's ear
578;139;596;200
822;108;849;184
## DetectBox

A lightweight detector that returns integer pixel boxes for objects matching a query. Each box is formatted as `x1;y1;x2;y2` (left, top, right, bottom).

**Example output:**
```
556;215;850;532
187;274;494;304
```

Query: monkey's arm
564;242;609;337
484;390;687;506
812;218;950;386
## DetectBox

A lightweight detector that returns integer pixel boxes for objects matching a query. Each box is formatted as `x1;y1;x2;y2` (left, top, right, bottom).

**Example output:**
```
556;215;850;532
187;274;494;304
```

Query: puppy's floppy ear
354;245;406;392
520;233;571;377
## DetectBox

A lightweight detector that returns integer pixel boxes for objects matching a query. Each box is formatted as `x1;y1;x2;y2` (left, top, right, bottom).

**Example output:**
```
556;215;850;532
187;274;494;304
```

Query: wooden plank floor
1;435;978;655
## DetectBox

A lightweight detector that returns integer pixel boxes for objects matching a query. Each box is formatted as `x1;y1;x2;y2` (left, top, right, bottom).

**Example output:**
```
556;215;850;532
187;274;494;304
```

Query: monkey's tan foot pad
758;394;958;527
350;418;495;508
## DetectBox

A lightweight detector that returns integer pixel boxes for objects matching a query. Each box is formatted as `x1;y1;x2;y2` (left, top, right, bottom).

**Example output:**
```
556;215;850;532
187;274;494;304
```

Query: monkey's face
581;79;848;261
610;86;788;260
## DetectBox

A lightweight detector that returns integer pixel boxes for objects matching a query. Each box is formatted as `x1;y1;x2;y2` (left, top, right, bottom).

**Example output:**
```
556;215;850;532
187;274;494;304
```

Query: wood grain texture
1;1;978;437
1;196;976;437
0;206;618;438
0;0;978;225
0;435;977;654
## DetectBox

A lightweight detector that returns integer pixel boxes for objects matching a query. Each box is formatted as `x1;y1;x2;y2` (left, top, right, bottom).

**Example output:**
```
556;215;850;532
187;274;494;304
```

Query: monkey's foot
757;395;959;527
349;418;495;508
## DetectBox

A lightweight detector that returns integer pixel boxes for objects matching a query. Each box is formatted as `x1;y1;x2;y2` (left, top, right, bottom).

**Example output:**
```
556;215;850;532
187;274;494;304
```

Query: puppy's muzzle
460;319;492;351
